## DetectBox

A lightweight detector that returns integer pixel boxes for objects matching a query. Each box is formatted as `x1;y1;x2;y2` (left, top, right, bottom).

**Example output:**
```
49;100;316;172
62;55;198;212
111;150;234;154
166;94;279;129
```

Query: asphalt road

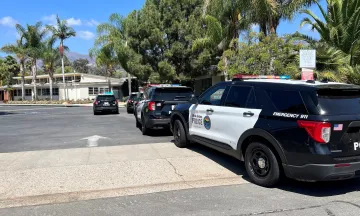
0;106;173;153
2;179;360;216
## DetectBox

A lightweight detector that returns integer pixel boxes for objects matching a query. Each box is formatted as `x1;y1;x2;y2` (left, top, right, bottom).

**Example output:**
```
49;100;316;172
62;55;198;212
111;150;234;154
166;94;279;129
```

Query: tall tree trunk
31;60;37;101
260;22;267;36
20;60;25;101
61;56;66;100
49;73;53;101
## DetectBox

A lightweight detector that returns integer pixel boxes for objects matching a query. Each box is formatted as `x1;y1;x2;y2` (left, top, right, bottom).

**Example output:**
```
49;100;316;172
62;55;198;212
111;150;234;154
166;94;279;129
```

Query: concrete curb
0;104;125;108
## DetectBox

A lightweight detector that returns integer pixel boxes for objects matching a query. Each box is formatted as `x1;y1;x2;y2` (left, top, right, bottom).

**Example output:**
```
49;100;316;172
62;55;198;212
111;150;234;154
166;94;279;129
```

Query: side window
199;85;227;106
224;86;252;108
266;90;308;114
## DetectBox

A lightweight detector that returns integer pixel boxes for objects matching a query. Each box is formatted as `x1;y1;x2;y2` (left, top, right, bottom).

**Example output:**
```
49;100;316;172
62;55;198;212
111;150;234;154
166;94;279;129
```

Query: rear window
315;88;360;115
266;90;308;114
97;95;115;101
153;88;193;101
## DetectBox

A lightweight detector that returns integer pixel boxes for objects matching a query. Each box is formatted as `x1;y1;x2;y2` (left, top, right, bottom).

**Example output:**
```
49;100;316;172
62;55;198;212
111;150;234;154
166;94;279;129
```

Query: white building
0;73;130;101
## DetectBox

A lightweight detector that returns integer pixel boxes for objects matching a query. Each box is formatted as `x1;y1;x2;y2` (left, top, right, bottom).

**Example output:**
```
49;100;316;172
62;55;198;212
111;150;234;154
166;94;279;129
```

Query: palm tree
301;0;360;66
91;13;131;93
90;46;117;90
1;40;27;100
46;15;76;100
42;38;67;100
16;22;47;100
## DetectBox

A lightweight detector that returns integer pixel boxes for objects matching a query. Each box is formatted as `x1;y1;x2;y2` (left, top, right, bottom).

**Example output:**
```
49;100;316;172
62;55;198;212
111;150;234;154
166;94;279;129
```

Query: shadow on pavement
0;111;19;116
188;144;247;176
187;143;360;197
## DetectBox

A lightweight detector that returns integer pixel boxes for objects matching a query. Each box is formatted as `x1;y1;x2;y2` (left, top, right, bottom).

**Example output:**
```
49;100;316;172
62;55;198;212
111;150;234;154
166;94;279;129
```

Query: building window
25;89;32;96
53;88;59;96
42;88;50;96
88;87;99;95
65;77;73;82
14;89;22;96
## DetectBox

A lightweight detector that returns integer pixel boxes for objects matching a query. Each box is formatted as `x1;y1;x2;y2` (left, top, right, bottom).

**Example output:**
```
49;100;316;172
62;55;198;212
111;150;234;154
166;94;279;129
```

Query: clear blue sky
0;0;325;57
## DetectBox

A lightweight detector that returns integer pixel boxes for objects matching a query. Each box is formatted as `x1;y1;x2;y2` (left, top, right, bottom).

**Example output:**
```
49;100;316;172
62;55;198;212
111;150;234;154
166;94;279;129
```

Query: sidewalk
0;143;247;208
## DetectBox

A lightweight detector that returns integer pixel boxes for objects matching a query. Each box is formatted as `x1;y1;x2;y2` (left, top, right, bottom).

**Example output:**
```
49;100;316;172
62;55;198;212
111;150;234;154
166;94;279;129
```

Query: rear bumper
283;162;360;181
94;106;118;112
146;118;170;128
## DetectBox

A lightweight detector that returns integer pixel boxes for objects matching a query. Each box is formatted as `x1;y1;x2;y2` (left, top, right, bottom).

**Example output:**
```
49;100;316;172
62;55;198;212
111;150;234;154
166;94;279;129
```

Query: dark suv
93;94;119;115
126;92;144;114
135;85;194;135
170;77;360;187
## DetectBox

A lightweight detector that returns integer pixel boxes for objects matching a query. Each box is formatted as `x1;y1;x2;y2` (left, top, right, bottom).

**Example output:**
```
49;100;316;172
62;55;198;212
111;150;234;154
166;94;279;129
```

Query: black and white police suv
169;74;360;187
134;84;194;135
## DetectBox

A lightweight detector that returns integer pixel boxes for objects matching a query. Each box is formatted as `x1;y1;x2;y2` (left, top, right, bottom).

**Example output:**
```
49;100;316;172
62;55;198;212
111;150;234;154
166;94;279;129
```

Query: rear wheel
244;142;281;187
141;116;150;135
173;120;189;148
115;108;119;114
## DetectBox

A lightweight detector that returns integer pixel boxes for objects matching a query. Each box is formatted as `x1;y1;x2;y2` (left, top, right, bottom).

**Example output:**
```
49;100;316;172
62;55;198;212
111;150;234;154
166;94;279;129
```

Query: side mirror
190;95;198;104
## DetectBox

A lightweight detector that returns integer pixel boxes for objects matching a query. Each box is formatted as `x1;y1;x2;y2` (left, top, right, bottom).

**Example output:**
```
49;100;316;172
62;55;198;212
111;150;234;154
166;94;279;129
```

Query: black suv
93;94;119;115
170;78;360;187
126;92;144;114
134;85;194;135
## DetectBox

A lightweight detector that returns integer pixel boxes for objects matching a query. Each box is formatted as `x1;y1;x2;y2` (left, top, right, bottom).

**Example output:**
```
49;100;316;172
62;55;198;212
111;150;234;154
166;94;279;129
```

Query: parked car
170;75;360;187
93;94;119;115
134;85;194;135
126;92;143;114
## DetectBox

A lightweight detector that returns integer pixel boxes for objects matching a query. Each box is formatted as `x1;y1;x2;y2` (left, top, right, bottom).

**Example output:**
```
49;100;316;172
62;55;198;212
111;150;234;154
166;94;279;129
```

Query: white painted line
81;135;110;147
0;107;67;112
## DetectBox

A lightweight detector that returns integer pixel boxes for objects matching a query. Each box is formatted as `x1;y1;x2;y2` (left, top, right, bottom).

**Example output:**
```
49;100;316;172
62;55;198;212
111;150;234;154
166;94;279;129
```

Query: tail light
94;100;99;105
148;102;155;111
297;120;331;143
128;100;133;103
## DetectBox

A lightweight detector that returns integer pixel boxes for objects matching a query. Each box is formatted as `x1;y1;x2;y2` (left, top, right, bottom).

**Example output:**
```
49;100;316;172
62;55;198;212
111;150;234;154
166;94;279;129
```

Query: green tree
218;32;303;77
42;38;64;100
0;56;20;89
73;58;89;73
301;0;360;66
46;15;76;100
1;40;28;100
17;22;47;100
90;46;117;90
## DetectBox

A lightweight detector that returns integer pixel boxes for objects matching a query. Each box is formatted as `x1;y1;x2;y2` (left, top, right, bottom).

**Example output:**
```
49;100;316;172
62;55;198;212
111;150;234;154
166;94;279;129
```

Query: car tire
173;120;189;148
136;116;141;128
244;142;281;187
141;116;150;135
116;108;119;114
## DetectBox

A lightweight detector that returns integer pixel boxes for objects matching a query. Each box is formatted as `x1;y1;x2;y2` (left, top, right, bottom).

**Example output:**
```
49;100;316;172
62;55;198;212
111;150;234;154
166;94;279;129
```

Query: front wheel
244;142;281;187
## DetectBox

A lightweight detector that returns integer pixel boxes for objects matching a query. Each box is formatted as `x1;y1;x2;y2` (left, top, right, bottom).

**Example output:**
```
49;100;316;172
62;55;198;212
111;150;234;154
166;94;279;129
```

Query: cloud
77;31;95;40
42;14;57;25
0;16;18;27
67;18;82;26
86;19;100;27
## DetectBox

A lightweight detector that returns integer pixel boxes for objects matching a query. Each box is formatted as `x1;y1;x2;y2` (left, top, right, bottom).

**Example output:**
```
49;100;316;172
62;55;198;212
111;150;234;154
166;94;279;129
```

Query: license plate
355;142;360;151
104;102;109;106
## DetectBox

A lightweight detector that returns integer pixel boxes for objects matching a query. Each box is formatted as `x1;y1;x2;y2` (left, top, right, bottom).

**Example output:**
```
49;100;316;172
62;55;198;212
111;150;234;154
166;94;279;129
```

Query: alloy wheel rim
249;148;270;177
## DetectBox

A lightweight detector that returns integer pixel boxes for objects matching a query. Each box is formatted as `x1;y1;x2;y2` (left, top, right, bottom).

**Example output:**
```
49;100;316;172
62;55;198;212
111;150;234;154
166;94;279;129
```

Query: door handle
243;111;254;117
206;108;214;113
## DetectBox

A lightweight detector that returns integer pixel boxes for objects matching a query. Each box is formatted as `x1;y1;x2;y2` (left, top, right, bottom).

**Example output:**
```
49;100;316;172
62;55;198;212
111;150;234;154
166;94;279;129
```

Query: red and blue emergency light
233;74;291;79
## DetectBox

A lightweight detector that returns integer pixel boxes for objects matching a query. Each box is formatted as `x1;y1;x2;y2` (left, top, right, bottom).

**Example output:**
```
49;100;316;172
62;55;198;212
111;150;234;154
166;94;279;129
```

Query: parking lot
0;106;173;153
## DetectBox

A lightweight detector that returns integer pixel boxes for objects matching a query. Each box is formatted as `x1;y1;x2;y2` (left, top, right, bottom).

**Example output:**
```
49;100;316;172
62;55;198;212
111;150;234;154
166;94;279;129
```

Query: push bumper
283;162;360;181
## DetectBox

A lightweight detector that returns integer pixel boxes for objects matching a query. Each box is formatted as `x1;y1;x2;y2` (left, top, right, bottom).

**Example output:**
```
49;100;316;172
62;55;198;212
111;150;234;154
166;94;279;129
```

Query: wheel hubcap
249;149;270;177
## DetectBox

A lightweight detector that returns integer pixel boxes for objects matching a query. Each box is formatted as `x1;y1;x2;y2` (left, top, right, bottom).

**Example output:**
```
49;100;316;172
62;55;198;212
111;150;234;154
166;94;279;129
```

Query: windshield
153;88;193;101
316;88;360;115
96;95;116;101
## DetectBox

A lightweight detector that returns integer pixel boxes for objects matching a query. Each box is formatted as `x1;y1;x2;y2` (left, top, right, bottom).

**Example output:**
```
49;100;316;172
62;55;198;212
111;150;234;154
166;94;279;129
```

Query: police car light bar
233;74;291;80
